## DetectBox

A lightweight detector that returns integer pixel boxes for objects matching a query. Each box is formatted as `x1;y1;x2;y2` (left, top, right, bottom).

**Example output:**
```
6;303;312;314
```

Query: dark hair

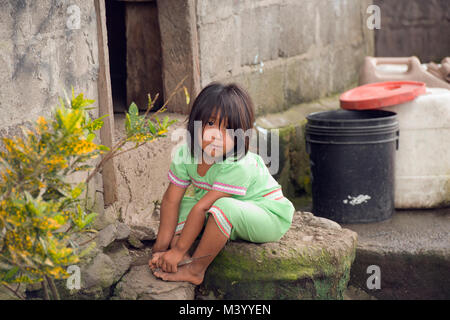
186;82;255;162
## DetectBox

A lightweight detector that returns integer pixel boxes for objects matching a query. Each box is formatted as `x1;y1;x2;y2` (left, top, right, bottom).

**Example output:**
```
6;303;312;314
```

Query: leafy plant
0;77;189;299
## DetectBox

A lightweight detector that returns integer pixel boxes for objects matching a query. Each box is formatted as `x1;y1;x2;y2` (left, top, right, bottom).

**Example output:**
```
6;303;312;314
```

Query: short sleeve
167;143;192;188
211;163;252;196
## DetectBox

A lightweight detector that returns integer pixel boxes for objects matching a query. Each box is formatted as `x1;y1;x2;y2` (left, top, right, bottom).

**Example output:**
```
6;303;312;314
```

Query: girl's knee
211;197;237;208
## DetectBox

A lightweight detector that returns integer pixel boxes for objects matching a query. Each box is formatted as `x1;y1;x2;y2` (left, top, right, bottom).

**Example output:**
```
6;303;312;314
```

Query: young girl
149;82;295;285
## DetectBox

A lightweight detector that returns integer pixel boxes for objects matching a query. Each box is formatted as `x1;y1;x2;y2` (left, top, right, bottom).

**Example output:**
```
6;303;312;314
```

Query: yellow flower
37;116;47;126
73;139;96;154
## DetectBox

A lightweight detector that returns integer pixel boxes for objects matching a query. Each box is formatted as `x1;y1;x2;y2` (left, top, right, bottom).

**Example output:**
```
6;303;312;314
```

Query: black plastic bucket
305;109;399;223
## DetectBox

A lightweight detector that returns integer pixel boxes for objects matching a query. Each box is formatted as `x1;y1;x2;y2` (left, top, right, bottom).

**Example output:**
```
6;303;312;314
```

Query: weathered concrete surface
255;95;340;199
343;208;450;299
197;0;374;116
157;0;201;115
112;111;187;227
112;265;195;300
0;1;100;128
200;211;358;300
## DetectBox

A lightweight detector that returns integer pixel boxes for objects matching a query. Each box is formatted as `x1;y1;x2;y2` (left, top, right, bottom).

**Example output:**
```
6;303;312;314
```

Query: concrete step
341;207;450;299
294;196;450;299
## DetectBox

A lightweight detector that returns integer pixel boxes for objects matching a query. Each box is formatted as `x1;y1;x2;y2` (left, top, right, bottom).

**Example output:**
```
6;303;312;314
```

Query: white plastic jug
381;87;450;209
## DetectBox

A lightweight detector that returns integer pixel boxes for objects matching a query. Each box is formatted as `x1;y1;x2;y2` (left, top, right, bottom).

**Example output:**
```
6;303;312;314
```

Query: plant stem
45;275;60;300
41;280;50;300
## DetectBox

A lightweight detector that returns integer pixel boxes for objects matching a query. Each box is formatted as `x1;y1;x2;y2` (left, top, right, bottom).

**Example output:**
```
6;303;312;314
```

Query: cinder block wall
196;0;374;116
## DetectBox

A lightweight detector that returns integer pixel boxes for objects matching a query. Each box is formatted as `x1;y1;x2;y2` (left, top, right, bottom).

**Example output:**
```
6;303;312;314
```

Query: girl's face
200;111;234;161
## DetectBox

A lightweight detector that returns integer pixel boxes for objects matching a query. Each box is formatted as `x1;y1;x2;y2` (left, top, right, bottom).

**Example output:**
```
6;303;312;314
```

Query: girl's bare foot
153;263;204;285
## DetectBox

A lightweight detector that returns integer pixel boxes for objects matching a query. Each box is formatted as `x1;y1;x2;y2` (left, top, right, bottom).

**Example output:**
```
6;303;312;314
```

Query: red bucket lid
340;81;426;110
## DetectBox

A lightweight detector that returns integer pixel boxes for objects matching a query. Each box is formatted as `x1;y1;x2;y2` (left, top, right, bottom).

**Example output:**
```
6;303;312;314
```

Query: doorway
105;0;164;114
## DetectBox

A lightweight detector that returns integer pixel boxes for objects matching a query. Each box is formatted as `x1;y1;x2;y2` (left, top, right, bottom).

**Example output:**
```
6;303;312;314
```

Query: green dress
167;142;295;242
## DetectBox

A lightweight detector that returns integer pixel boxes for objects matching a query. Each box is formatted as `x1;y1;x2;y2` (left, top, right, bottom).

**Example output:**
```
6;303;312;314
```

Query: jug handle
366;56;422;75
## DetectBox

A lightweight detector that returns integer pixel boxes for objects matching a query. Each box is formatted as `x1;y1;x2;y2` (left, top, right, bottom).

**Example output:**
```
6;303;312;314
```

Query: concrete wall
0;0;100;131
0;0;104;211
196;0;374;116
374;0;450;63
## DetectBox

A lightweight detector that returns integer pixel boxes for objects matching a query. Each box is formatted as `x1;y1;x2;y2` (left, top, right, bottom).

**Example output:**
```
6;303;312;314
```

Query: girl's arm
152;183;187;252
157;190;232;273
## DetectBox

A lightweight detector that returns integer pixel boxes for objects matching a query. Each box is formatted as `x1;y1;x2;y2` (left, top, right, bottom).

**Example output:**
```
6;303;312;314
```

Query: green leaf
129;102;139;116
97;144;110;151
71;184;85;199
4;266;19;281
71;93;95;110
148;120;156;135
125;114;131;134
86;133;96;142
155;116;162;128
96;114;109;122
71;93;84;109
163;115;169;128
83;212;97;227
128;103;140;131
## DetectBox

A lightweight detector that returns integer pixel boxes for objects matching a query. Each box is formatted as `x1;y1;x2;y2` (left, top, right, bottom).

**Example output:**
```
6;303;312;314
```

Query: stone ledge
199;211;358;300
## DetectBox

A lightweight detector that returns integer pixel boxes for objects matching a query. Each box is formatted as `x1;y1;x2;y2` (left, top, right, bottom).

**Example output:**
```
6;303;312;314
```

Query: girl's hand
157;248;185;273
149;251;166;271
149;243;168;271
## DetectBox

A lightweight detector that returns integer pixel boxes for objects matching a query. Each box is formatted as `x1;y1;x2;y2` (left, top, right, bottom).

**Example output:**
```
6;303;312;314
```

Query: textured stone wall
374;0;450;62
196;0;374;116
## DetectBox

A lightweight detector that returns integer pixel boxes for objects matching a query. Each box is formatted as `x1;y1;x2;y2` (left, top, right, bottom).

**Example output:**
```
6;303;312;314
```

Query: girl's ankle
187;262;207;276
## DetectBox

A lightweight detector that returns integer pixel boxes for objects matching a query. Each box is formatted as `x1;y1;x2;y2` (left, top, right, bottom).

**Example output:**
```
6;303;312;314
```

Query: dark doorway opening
105;0;164;114
105;0;126;113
